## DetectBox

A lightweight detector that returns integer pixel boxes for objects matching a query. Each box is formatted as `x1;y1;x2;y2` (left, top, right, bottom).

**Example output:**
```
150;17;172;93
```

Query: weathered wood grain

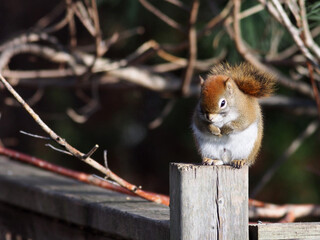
0;156;169;240
170;163;249;240
0;201;117;240
250;222;320;240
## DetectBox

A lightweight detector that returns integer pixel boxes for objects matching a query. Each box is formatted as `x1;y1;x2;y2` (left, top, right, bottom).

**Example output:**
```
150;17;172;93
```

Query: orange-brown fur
192;62;276;168
209;62;276;98
201;76;228;113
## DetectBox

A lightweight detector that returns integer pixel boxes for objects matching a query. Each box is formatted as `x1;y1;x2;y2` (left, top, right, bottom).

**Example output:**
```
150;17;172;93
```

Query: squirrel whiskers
192;62;276;168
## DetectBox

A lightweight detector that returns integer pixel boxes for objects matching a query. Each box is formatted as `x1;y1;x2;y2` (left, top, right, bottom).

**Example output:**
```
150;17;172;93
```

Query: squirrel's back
209;62;276;98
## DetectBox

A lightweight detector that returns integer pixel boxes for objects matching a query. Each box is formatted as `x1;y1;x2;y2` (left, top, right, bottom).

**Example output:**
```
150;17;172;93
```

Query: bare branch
225;3;264;26
268;0;319;67
269;26;320;62
299;0;320;60
0;74;169;205
182;0;199;96
232;0;314;98
0;32;61;52
0;73;110;176
198;0;233;37
72;1;96;36
164;0;190;11
149;99;176;129
251;120;319;198
1;66;200;96
0;44;79;74
65;0;77;48
139;0;186;33
307;62;320;119
33;2;66;30
66;99;100;124
249;199;320;222
108;66;200;95
0;146;137;197
42;11;71;33
150;49;227;73
257;0;282;22
260;95;318;116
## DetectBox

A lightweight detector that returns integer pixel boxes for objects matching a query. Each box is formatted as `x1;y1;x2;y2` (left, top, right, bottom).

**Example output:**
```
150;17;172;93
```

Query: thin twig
225;3;264;26
251;120;319;198
0;146;145;198
0;74;169;205
20;130;50;140
72;1;96;36
33;2;66;30
164;0;190;11
91;0;103;57
139;0;186;33
4;88;44;108
182;0;199;96
266;26;320;62
1;64;199;96
260;95;318;116
149;99;176;129
42;11;71;33
307;62;320;119
66;100;100;123
232;0;314;98
0;74;115;178
151;48;227;73
299;0;320;60
45;144;73;155
249;199;320;222
269;0;319;68
82;144;99;159
200;0;233;36
104;149;108;169
65;0;77;48
77;27;145;54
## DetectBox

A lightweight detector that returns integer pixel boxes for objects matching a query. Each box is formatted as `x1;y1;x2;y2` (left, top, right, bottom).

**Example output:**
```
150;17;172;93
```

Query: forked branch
0;74;169;205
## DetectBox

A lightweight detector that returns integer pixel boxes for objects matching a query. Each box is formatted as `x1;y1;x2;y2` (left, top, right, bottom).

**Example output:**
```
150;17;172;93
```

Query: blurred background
0;0;319;204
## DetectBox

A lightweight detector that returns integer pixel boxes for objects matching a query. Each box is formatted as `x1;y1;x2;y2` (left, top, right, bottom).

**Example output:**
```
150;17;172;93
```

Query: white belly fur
192;121;258;164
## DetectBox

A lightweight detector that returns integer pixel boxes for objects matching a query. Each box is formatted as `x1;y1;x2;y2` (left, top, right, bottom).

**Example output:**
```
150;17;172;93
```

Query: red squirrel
192;62;276;168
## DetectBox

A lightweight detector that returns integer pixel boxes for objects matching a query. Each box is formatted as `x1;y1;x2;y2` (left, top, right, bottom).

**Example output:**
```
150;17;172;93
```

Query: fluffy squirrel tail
210;62;276;98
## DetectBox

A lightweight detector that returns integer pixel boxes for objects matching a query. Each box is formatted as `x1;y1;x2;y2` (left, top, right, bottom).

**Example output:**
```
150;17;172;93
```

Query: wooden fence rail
0;156;319;240
0;156;169;240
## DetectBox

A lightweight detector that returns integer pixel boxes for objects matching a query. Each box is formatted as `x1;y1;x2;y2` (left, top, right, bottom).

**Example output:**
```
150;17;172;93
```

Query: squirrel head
200;75;238;124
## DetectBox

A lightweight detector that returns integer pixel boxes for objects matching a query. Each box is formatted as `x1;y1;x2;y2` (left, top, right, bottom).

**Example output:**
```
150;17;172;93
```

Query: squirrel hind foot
230;160;246;169
203;158;224;166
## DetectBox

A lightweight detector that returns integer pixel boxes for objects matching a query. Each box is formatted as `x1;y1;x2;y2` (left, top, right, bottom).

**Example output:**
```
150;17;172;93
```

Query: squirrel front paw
208;124;222;137
203;157;224;166
230;160;246;169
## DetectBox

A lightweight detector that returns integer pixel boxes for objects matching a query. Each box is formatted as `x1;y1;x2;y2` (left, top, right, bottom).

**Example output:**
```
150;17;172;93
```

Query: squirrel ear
225;78;233;94
199;76;205;86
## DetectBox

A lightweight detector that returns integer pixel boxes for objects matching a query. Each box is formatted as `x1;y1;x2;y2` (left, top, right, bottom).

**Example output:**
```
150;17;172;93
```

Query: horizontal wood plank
0;156;169;240
250;222;320;240
0;201;117;240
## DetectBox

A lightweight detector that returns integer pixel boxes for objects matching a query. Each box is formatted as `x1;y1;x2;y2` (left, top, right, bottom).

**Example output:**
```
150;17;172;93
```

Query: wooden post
170;163;248;240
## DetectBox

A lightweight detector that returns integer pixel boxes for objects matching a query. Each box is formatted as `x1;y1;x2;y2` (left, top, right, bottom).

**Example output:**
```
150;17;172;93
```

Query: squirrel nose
205;113;211;121
205;113;217;122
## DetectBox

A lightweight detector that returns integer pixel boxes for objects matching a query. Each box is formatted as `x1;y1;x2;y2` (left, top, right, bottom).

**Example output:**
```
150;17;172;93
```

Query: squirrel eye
219;98;227;109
